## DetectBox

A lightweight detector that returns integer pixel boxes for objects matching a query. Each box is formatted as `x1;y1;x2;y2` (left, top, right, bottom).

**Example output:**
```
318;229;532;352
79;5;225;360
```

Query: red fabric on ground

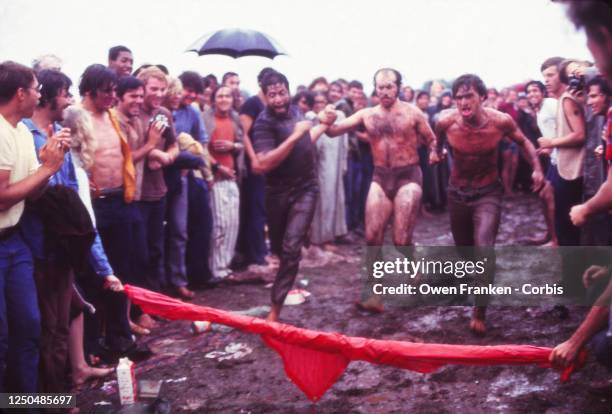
125;285;583;401
263;336;349;400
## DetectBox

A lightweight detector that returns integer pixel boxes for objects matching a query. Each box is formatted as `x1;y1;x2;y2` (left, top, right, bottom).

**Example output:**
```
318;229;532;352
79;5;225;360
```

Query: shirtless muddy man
327;71;543;333
325;68;440;313
436;74;543;333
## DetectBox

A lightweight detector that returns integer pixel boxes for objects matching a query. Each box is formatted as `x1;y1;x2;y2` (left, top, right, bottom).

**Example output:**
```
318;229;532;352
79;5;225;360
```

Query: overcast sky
0;0;592;95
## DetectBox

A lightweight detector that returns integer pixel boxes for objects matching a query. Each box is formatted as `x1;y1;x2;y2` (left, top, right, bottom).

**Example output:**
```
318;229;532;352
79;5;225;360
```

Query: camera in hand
568;74;584;91
151;113;169;129
150;112;172;139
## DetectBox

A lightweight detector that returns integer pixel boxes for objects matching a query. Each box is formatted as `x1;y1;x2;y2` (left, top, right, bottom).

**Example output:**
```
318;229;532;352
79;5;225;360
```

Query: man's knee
281;236;303;263
474;209;500;246
365;225;384;245
397;184;422;204
474;214;496;246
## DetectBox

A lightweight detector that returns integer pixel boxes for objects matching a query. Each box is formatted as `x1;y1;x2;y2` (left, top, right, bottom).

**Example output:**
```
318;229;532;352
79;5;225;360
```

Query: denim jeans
92;194;146;286
0;231;40;395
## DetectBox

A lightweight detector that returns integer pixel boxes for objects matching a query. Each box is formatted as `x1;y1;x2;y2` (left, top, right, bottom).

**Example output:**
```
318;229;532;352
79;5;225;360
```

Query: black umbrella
187;28;287;59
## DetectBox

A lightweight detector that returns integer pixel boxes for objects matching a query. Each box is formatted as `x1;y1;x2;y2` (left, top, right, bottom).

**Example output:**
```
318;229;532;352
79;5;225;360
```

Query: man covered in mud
435;74;544;333
325;68;440;312
252;71;335;322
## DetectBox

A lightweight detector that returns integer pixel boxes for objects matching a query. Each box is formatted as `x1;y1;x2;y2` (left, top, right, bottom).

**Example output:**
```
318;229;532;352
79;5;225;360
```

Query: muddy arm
326;109;365;137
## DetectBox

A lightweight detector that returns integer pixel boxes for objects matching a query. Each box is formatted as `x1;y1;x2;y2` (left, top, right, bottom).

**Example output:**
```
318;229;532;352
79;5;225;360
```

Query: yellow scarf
107;108;136;203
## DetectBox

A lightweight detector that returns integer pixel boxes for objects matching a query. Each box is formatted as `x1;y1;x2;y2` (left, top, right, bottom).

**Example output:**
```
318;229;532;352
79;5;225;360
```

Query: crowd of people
0;0;611;408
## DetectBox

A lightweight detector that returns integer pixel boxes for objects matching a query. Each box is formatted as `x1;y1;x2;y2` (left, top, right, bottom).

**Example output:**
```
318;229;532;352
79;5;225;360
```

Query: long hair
63;105;96;170
78;64;117;98
166;77;183;98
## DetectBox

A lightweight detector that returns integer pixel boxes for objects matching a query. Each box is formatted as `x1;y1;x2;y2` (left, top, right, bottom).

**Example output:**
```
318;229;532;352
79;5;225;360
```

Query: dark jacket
27;185;95;272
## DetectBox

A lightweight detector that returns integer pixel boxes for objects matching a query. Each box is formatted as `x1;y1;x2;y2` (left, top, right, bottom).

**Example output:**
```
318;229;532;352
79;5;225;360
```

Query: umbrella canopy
187;28;287;59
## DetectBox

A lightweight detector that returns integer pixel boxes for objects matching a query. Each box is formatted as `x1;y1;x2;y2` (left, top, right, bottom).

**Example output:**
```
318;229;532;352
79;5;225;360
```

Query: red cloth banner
125;285;583;401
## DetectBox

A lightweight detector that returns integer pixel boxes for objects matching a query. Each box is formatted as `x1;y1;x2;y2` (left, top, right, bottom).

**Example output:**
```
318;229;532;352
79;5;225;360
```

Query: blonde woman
164;77;183;112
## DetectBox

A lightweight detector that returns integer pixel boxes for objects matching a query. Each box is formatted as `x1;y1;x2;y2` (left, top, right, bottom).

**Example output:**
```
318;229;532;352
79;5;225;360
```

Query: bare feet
129;320;150;336
469;318;486;334
355;296;384;314
322;243;338;252
176;286;195;299
266;255;280;267
72;365;114;387
137;313;158;330
248;263;273;274
469;307;486;335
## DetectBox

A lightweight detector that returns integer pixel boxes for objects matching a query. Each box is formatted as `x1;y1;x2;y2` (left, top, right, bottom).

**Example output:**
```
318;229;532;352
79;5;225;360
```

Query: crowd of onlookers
1;0;612;404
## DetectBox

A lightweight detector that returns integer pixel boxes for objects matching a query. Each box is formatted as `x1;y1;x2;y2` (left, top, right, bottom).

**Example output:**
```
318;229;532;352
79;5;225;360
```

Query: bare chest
92;118;122;157
364;112;416;143
446;123;502;155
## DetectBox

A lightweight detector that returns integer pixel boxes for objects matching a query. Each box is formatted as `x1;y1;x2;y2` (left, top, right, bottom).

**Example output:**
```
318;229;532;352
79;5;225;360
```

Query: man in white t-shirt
0;61;67;397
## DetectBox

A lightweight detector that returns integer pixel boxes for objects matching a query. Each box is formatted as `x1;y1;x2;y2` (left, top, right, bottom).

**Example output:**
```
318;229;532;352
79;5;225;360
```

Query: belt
95;187;124;199
0;225;19;241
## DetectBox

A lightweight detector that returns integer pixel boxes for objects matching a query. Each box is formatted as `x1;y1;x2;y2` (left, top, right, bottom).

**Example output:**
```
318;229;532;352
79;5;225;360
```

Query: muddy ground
77;194;611;413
